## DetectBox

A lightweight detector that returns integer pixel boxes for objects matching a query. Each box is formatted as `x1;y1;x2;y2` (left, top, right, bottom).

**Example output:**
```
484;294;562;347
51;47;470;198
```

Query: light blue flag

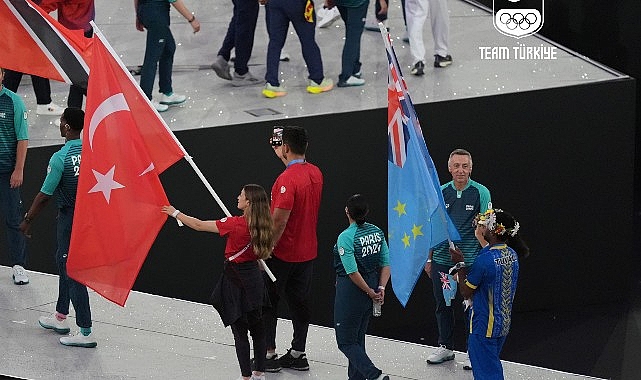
382;29;460;307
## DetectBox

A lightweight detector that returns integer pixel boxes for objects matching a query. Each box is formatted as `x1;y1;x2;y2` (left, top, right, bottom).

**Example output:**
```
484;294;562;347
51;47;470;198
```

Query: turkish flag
0;0;92;87
67;32;184;306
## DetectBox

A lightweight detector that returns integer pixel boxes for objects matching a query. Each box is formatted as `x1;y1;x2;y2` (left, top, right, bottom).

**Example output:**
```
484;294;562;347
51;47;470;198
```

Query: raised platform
0;266;604;380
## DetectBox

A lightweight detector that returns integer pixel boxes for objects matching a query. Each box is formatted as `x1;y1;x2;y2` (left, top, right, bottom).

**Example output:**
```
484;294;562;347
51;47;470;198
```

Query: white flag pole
90;22;276;282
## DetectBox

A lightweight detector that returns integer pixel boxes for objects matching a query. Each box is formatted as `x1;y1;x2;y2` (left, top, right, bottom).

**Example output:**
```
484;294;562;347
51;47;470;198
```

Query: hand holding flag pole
380;22;460;306
90;23;276;283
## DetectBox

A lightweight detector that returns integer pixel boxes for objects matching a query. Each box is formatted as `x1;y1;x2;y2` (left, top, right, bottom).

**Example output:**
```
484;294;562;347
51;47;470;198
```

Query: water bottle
372;300;382;317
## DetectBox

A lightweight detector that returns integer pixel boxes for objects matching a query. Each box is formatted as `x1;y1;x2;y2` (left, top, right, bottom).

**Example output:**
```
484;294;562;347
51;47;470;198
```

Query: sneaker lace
435;345;449;355
14;266;25;276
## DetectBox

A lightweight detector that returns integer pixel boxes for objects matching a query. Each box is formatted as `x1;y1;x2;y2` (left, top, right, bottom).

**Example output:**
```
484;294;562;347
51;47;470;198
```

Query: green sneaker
306;78;334;94
262;83;287;98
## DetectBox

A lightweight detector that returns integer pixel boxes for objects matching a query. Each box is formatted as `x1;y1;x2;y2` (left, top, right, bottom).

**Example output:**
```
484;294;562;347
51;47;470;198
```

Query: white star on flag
88;165;125;203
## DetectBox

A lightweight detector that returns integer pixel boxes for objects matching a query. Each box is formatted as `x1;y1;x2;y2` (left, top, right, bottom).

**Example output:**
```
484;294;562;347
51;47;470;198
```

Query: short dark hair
346;194;369;226
282;126;308;155
63;107;85;131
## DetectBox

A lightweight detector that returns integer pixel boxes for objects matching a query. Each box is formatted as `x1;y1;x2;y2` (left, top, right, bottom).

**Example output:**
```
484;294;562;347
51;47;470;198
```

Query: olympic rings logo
498;12;538;30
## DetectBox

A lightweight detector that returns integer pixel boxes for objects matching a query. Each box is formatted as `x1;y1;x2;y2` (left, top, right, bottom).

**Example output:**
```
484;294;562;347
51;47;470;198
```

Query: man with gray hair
424;148;491;367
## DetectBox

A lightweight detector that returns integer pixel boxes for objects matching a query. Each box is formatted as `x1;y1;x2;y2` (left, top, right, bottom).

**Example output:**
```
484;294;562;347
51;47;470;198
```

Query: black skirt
210;260;270;327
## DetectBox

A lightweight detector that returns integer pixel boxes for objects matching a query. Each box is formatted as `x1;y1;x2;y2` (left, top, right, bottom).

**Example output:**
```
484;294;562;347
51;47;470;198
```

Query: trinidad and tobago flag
0;0;92;87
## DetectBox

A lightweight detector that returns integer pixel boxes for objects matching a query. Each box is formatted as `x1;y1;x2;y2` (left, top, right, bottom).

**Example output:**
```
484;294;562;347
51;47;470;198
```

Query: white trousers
405;0;450;62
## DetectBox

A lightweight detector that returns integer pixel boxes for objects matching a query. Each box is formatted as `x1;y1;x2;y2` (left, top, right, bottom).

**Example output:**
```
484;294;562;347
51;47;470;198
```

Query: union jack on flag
440;271;452;290
387;47;410;168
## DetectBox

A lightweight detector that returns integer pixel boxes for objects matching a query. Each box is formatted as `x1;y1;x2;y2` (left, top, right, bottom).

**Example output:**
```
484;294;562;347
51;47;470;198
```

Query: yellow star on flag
411;224;424;240
401;232;411;248
393;200;407;217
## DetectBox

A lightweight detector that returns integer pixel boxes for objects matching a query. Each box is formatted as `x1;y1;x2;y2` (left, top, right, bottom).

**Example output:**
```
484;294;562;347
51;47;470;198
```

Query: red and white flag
0;0;91;87
67;31;184;306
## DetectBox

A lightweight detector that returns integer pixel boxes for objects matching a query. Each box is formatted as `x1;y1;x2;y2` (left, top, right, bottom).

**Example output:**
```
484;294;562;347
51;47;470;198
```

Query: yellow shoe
262;83;287;98
306;78;334;94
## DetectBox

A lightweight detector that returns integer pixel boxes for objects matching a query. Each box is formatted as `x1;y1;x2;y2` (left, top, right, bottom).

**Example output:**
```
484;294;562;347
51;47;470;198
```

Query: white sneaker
364;19;384;32
159;92;187;105
317;7;340;28
463;358;472;370
12;265;29;285
152;100;169;112
337;76;365;87
374;374;390;380
36;102;64;116
60;332;97;348
39;314;70;334
251;374;265;380
426;345;455;364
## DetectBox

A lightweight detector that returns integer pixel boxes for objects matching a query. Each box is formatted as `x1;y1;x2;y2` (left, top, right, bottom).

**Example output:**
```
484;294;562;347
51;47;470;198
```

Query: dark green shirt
0;87;28;174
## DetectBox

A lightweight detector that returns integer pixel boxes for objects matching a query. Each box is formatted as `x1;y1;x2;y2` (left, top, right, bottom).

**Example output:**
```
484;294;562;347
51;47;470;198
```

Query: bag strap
228;242;251;262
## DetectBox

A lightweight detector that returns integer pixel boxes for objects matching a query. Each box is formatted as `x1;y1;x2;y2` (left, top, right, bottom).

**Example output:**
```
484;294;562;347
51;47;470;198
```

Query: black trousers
2;70;52;105
263;256;314;352
231;310;266;376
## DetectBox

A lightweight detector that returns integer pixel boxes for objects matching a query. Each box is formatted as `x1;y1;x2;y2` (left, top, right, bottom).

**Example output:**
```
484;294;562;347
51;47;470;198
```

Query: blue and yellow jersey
334;222;390;276
41;139;82;208
432;179;491;266
465;243;519;338
0;86;28;174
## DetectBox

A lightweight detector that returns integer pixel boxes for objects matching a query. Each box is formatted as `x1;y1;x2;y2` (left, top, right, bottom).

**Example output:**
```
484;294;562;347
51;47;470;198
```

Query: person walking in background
162;184;273;380
210;0;263;87
21;108;97;348
261;126;323;372
405;0;452;75
262;0;333;98
0;67;29;286
450;208;529;380
333;194;390;380
330;0;386;87
134;0;200;112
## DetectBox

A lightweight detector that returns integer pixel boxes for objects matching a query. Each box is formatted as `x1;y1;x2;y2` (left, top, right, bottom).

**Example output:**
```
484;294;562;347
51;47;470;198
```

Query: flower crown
476;209;520;237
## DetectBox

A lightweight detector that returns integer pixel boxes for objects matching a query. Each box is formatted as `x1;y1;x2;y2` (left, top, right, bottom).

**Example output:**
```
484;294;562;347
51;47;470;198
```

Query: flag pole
379;23;455;250
89;22;276;282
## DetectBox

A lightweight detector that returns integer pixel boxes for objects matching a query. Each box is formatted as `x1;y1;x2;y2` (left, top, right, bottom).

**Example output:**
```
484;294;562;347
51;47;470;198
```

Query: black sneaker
434;54;453;68
251;356;282;373
279;348;310;371
410;61;425;76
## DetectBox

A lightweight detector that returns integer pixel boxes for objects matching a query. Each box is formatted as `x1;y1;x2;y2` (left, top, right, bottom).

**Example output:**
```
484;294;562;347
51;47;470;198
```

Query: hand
161;205;177;216
258;0;267;5
190;18;200;34
135;17;145;32
449;246;464;264
19;220;32;238
10;169;23;188
424;261;432;279
376;288;385;305
377;0;388;16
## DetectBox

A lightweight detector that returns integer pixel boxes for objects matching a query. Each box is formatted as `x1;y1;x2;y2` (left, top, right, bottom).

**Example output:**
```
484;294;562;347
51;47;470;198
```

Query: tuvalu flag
0;0;91;87
381;29;460;307
66;28;184;306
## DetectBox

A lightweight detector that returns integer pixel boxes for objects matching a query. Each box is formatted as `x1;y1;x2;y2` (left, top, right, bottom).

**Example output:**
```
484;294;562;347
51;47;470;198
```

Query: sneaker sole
337;82;365;88
306;85;333;94
39;321;71;334
60;341;97;348
231;80;264;87
159;99;187;105
262;89;287;98
426;354;455;364
434;61;452;68
264;367;282;373
411;70;425;76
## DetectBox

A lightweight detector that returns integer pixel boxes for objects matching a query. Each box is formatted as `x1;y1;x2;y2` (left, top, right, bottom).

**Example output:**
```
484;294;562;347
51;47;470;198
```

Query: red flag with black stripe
0;0;91;87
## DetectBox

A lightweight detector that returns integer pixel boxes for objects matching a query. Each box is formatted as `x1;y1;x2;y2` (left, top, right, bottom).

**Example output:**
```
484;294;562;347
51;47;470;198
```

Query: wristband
378;285;385;290
171;209;180;218
426;259;432;263
188;14;195;23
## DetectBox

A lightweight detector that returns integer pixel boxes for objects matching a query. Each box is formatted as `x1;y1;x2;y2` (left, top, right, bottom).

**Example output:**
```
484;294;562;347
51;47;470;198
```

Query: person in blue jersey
450;209;529;380
0;67;29;286
333;194;391;380
424;148;491;367
20;108;97;348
